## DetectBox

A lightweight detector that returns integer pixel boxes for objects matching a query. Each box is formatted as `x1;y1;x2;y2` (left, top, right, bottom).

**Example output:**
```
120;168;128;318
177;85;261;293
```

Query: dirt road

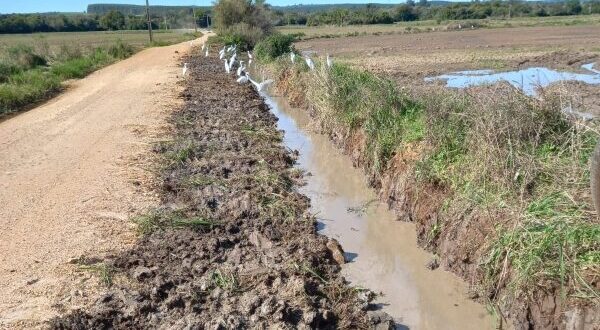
0;36;207;328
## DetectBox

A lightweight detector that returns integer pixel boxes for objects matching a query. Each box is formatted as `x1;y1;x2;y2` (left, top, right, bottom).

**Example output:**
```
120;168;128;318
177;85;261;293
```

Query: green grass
305;61;424;173
210;269;239;290
268;53;600;309
133;211;218;235
0;31;197;115
77;262;115;287
0;30;197;52
485;194;600;300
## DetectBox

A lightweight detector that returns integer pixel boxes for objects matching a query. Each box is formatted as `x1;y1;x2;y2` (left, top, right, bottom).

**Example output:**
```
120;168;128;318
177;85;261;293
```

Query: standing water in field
426;63;600;96
263;93;495;329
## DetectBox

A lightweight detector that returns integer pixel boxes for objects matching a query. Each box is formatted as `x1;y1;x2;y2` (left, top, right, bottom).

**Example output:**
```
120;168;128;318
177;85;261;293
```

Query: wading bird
223;59;231;74
248;75;273;92
248;51;253;60
237;60;245;76
305;57;315;70
229;53;237;70
205;47;209;57
182;63;189;76
237;73;250;84
290;52;296;63
326;54;333;68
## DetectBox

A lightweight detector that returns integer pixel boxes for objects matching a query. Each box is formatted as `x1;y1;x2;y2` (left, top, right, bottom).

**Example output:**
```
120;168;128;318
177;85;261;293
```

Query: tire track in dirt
50;49;394;328
0;36;208;329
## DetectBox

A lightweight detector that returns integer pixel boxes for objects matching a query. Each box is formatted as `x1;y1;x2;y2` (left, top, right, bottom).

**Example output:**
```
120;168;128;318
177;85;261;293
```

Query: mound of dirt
50;54;393;329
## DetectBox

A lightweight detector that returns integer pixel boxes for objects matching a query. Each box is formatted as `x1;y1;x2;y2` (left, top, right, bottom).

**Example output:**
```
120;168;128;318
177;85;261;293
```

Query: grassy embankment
262;49;600;324
277;14;600;39
0;30;199;115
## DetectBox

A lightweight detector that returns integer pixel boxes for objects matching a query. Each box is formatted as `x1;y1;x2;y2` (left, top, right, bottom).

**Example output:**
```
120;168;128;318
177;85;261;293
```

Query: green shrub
213;0;272;49
0;69;61;114
108;40;135;59
7;44;47;69
220;23;267;50
0;62;21;83
254;34;296;62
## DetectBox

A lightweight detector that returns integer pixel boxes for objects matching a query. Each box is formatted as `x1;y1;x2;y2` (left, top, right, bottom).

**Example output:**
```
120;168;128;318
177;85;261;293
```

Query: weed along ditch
51;53;396;329
263;93;495;329
45;38;599;328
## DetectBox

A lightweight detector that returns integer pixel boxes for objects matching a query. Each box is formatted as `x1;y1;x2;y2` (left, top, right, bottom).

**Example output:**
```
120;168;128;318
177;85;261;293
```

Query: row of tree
272;0;600;25
2;0;600;34
0;9;202;34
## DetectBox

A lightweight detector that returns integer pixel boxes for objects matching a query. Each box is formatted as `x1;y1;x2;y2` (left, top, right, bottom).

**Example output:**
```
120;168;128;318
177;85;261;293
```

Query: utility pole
145;0;153;43
194;9;198;32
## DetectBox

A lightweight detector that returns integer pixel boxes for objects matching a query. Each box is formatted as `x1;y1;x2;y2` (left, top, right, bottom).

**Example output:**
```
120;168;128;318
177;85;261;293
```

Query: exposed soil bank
50;53;392;328
265;94;494;329
271;64;600;329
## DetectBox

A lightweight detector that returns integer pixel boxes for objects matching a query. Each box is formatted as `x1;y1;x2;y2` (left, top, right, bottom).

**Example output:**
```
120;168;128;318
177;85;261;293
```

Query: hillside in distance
87;2;456;15
87;4;211;15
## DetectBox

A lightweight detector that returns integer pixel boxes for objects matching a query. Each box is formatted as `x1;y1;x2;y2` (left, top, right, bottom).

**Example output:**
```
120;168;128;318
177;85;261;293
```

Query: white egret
237;60;245;76
205;47;209;57
249;76;274;92
290;52;296;63
326;53;333;68
182;63;189;76
237;73;249;84
247;51;253;59
305;57;315;70
223;59;231;74
229;53;237;70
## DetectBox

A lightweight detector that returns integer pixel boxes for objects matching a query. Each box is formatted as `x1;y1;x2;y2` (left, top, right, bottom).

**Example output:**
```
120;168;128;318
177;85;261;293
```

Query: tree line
2;0;600;34
273;0;600;26
0;9;203;34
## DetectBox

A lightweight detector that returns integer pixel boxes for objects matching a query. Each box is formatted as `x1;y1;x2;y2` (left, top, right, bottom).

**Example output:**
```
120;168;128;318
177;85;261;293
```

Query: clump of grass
305;62;424;174
210;269;238;291
78;262;115;287
0;69;61;112
484;192;600;300
133;211;217;235
165;140;197;165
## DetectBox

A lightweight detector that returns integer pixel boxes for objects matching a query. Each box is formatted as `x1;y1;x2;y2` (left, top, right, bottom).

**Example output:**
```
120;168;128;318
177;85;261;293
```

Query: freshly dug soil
50;54;392;328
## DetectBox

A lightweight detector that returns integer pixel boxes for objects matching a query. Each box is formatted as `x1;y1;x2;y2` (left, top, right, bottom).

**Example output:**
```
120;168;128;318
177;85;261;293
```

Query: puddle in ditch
263;92;496;329
426;63;600;96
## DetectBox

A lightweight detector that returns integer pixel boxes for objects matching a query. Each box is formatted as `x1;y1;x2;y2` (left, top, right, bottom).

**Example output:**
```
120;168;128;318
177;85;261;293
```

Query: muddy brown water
263;93;495;329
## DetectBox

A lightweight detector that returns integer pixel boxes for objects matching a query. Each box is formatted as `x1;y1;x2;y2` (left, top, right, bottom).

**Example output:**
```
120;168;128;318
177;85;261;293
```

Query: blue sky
1;0;403;13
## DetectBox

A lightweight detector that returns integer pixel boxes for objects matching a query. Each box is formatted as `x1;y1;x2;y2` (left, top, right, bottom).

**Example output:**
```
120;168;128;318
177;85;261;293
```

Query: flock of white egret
182;41;334;94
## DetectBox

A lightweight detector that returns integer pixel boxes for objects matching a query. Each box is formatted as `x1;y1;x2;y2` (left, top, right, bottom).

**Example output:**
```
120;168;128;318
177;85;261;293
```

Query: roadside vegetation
256;35;599;326
0;32;199;115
